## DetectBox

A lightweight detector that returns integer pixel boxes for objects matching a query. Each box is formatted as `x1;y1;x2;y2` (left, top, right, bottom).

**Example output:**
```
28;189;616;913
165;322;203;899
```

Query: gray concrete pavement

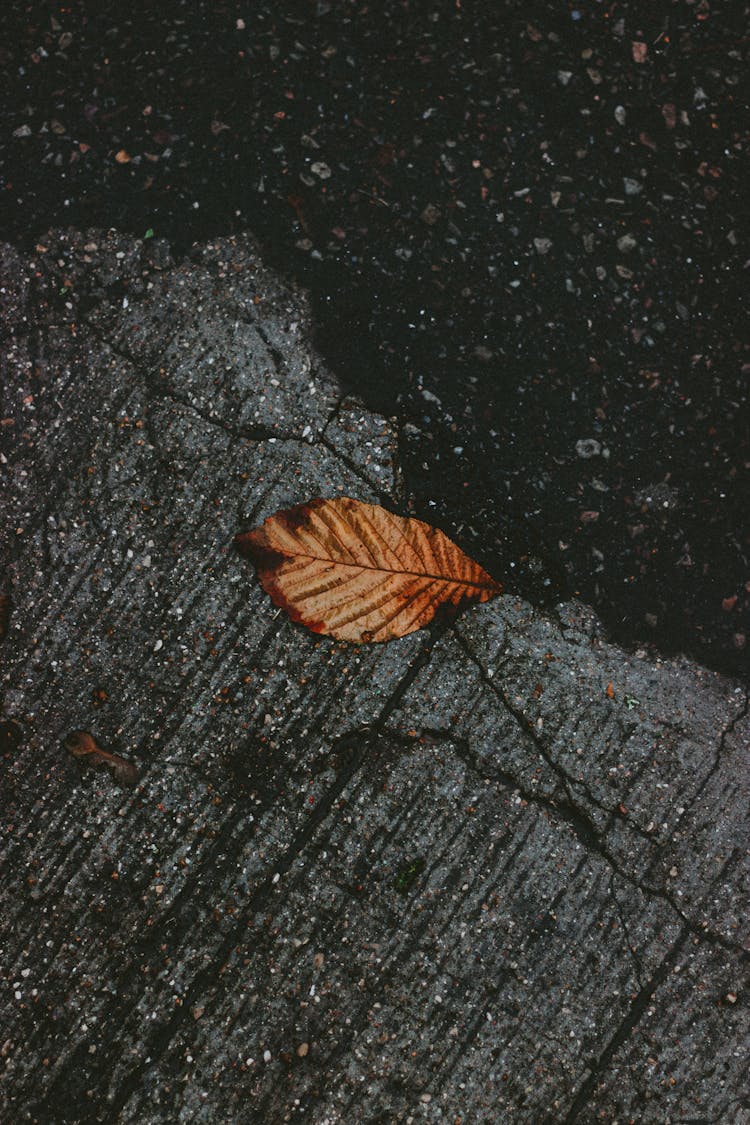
1;230;747;1123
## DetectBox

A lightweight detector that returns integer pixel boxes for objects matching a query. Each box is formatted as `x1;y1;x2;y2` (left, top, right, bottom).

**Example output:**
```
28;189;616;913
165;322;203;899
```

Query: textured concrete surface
1;230;748;1124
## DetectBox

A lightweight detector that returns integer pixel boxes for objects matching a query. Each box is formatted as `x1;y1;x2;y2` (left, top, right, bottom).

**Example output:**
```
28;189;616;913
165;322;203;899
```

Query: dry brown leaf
236;496;502;643
64;730;139;787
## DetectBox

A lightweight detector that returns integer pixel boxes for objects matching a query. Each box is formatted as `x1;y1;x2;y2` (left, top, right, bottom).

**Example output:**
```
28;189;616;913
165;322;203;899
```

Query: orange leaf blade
236;497;502;643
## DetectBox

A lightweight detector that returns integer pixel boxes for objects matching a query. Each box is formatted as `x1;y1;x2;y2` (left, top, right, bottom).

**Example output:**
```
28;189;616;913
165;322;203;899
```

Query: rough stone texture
1;231;748;1124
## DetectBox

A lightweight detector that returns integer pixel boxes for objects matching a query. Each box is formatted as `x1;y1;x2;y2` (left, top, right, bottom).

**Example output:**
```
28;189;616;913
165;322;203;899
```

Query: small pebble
576;438;602;459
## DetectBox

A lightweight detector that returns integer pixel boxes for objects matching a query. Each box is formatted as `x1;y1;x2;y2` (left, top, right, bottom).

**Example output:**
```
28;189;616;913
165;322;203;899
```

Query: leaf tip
234;529;258;557
235;529;288;576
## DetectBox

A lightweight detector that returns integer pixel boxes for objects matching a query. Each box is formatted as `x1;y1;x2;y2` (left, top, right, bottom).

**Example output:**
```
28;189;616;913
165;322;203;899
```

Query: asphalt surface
1;0;748;674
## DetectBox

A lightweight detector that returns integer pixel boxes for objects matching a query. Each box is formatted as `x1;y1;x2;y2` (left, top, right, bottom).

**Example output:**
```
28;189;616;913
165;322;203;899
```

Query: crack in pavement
405;647;747;956
560;925;691;1124
318;433;396;507
454;627;614;819
85;317;340;449
608;873;647;990
676;683;749;825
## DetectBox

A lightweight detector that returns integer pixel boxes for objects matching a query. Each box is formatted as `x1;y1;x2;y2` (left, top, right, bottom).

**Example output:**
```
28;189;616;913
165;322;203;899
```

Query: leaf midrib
277;547;497;591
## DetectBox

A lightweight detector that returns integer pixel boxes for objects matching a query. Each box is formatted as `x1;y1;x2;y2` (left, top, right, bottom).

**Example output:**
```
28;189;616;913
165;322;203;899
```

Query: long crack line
447;720;748;958
561;925;691;1124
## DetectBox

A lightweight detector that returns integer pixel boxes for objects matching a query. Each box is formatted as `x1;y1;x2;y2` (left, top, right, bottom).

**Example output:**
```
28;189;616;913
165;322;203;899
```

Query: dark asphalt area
1;0;748;674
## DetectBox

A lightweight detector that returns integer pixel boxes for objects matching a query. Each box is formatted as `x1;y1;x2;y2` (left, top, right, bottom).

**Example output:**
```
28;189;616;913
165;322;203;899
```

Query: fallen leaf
606;682;615;700
287;193;309;231
64;730;139;787
632;41;648;63
114;149;131;164
236;497;502;642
